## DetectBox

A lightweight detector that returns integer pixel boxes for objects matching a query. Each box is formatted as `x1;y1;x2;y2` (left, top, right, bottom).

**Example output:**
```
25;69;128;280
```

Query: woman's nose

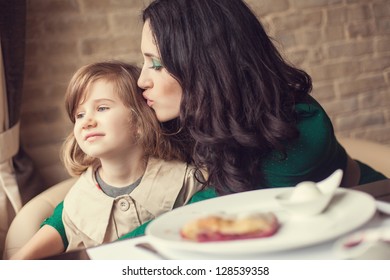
137;68;152;89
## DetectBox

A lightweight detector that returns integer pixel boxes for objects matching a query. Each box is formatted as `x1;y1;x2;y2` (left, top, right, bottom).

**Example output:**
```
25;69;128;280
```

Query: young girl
10;61;204;259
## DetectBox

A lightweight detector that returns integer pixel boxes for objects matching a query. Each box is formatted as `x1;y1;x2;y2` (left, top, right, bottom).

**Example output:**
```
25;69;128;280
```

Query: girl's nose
82;116;97;129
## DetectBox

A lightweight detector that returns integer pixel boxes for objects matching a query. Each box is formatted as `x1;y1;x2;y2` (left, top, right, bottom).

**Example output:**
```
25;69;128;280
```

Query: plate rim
146;188;376;256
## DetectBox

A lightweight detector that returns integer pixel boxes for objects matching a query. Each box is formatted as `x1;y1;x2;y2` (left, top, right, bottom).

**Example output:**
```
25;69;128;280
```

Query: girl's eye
75;112;85;119
150;58;163;70
97;106;109;112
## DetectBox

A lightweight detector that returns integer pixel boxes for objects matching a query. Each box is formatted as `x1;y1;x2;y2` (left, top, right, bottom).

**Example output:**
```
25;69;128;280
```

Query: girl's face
73;80;139;160
138;21;183;122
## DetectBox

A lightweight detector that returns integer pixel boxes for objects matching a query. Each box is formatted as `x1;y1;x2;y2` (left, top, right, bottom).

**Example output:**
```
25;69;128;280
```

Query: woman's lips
142;93;154;107
146;99;154;107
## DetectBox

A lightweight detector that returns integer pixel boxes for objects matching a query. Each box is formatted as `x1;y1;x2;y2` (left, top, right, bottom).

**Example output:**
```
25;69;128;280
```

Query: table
352;179;390;202
45;179;390;260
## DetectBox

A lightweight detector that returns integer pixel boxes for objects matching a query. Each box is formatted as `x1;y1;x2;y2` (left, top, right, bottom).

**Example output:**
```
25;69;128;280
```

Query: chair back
2;177;76;259
338;137;390;178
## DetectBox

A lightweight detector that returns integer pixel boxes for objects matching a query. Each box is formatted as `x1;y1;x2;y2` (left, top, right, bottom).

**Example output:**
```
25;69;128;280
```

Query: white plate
146;188;376;258
376;200;390;215
333;226;390;259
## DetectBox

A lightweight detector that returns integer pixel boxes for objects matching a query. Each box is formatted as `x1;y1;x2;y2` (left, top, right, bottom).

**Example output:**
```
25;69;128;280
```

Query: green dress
42;96;387;246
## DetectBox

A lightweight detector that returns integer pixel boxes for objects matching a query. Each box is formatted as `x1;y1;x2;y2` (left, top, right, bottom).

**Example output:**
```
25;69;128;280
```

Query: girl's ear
135;124;143;140
136;129;141;139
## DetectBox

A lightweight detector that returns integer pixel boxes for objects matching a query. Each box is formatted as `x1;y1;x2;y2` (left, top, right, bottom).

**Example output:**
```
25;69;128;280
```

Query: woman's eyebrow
144;52;159;59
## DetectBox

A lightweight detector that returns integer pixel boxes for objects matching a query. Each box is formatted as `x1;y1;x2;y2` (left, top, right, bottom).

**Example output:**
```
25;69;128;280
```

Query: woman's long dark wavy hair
143;0;312;195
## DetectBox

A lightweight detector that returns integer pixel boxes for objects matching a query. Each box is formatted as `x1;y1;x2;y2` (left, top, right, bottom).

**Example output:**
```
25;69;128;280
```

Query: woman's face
138;20;183;123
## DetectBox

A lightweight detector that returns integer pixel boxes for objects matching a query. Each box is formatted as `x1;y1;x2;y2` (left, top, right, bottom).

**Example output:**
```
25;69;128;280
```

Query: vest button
118;198;130;211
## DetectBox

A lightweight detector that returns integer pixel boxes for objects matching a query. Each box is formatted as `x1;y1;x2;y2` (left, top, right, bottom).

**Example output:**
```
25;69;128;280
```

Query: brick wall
250;0;390;142
20;0;390;188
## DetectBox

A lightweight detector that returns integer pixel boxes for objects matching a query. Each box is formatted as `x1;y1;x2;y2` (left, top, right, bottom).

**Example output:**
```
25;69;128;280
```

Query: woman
138;0;386;198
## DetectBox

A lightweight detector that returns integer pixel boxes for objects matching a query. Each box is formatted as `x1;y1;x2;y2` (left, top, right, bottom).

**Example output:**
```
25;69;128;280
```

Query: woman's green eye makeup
150;58;163;70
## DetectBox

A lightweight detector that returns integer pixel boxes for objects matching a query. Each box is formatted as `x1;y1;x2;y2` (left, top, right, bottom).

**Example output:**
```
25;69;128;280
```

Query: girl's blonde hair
62;61;180;176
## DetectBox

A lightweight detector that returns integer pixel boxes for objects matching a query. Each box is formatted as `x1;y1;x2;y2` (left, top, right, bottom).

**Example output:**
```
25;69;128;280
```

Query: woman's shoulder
294;95;334;148
262;96;347;187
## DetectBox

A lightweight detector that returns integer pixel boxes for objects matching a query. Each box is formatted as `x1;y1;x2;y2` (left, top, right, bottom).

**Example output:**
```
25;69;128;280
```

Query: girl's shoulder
148;157;188;169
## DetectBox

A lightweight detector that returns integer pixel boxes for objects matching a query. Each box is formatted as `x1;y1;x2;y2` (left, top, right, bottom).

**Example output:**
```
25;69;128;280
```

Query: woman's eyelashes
150;58;163;70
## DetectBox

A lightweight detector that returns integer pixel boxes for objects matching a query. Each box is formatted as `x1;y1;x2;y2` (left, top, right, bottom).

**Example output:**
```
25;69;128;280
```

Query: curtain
0;0;44;258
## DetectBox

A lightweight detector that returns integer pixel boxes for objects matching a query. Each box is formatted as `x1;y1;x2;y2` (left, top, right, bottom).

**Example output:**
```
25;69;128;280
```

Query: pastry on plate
180;212;279;242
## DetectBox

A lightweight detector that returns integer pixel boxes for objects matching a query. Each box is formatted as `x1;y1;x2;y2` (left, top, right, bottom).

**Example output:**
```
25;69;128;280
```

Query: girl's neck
98;147;147;188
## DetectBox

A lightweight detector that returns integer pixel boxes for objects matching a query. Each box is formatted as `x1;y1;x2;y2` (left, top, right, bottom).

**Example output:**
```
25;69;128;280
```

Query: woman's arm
340;155;361;187
10;225;65;260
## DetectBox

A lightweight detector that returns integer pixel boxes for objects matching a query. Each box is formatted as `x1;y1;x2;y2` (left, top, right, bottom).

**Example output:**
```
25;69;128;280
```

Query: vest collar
63;158;188;243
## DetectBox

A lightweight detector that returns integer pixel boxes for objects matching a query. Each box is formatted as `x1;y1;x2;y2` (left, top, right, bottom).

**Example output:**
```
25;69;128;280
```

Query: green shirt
263;97;347;187
42;96;386;245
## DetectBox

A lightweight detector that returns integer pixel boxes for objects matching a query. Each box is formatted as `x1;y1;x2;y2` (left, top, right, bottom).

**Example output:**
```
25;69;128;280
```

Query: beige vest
63;157;203;252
